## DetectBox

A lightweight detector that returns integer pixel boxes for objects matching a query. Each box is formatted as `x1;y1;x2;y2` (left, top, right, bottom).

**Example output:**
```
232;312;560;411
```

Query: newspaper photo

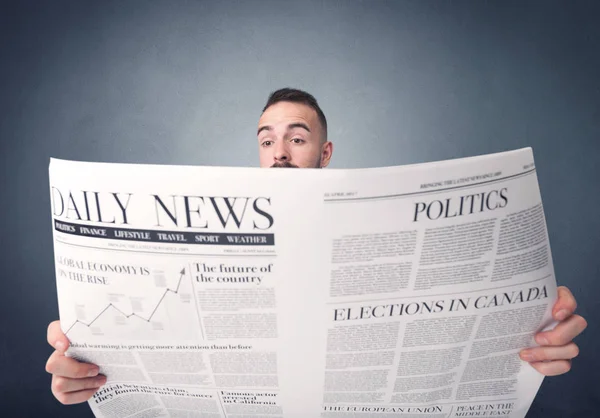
49;147;557;418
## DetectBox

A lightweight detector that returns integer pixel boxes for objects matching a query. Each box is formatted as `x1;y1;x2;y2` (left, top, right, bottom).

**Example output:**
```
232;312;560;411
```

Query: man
46;88;587;405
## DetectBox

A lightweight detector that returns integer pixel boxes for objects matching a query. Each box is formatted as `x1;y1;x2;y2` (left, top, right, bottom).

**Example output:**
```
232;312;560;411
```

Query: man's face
257;101;332;168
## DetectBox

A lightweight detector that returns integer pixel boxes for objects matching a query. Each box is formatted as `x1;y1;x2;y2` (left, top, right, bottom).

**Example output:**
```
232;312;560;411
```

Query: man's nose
274;141;290;161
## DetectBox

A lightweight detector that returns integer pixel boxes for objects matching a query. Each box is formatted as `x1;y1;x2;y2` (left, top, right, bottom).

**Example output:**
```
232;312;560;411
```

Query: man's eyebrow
257;125;272;136
287;123;310;132
257;123;311;136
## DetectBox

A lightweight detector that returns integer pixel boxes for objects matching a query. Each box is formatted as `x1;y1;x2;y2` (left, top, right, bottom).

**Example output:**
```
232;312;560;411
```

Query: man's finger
53;387;103;405
52;374;107;395
47;320;69;353
552;286;577;321
535;314;587;346
528;360;572;376
45;350;99;378
520;342;579;362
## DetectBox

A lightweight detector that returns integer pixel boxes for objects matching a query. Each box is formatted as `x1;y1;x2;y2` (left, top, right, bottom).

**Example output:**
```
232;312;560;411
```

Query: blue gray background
1;0;598;416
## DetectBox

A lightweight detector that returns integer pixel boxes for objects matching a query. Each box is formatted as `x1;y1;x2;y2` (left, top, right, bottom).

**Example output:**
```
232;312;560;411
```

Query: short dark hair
262;88;328;141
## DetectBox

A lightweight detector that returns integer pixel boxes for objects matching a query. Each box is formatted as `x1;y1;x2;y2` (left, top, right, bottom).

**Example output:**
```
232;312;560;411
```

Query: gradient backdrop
1;1;598;416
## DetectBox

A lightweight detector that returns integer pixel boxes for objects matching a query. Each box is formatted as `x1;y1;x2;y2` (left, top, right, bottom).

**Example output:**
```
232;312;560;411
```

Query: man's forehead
258;101;319;129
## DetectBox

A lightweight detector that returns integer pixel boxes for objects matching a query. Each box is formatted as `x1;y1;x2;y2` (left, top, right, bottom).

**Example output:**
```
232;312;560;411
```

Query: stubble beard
270;155;322;169
270;161;299;168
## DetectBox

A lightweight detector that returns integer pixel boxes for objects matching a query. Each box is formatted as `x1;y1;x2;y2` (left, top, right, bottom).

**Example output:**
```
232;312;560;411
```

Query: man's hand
519;286;587;376
46;320;107;404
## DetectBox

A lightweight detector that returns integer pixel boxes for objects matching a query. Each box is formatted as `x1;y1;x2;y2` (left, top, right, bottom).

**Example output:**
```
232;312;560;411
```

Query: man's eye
291;138;304;144
261;140;273;147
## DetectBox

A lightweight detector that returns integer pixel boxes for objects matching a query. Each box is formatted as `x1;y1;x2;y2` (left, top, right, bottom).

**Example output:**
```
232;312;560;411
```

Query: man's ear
320;141;333;168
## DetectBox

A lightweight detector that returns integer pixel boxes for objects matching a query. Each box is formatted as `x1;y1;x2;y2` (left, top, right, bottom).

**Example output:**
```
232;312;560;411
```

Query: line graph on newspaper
54;244;203;341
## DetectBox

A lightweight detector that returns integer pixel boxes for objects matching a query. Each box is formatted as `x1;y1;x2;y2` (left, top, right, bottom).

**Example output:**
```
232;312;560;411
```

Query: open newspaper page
49;148;556;418
312;148;556;418
49;161;329;418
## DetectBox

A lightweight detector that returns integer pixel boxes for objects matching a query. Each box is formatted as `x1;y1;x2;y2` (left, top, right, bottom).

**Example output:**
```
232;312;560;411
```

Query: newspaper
49;147;556;418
